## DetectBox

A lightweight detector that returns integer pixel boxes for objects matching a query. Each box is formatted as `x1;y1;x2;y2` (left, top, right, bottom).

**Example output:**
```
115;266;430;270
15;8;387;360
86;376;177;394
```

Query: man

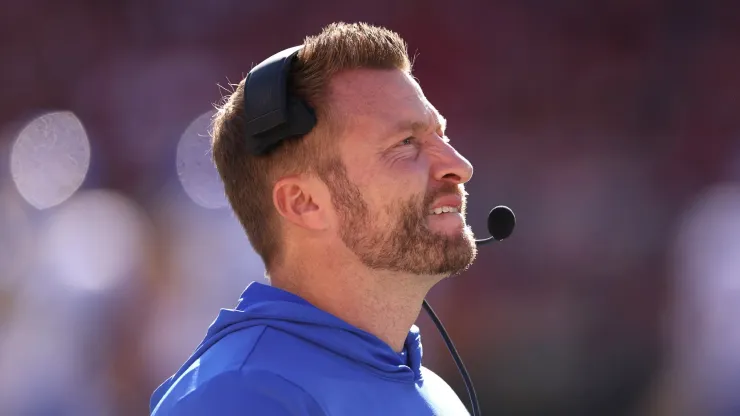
150;22;477;415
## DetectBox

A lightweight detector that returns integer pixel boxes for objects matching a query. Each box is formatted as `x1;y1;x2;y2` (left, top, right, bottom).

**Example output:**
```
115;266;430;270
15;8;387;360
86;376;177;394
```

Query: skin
270;68;476;352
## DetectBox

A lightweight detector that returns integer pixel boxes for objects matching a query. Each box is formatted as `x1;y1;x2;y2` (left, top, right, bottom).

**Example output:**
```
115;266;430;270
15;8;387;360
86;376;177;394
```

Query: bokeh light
40;189;150;293
675;186;740;340
0;187;34;291
672;183;740;412
10;111;91;210
176;110;227;209
140;193;266;381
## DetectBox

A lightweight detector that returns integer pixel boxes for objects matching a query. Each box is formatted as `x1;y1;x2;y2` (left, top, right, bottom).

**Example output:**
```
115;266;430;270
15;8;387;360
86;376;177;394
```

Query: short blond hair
211;22;412;269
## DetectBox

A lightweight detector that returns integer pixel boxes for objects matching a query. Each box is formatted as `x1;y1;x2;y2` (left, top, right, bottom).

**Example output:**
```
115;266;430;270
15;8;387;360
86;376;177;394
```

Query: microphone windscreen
487;206;516;240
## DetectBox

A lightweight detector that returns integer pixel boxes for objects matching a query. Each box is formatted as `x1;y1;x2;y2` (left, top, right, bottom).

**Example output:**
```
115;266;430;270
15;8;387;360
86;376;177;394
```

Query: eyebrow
390;111;448;138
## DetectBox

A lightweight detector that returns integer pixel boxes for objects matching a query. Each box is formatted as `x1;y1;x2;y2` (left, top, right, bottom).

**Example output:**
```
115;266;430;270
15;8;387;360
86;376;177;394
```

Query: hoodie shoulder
150;326;327;415
155;369;326;416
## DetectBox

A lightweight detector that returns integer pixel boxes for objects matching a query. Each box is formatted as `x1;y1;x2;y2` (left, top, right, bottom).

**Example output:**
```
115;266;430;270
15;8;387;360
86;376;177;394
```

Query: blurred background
1;0;740;415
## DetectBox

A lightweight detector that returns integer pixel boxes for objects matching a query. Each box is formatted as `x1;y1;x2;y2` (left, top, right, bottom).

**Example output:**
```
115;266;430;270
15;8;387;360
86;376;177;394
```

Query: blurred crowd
1;0;739;415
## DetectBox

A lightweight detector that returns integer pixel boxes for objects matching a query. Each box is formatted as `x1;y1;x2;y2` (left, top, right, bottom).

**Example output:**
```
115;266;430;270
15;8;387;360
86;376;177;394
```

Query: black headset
242;46;483;416
243;46;316;156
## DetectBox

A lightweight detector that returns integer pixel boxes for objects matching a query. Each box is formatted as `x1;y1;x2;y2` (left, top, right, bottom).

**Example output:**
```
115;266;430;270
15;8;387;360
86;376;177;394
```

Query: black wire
422;299;481;416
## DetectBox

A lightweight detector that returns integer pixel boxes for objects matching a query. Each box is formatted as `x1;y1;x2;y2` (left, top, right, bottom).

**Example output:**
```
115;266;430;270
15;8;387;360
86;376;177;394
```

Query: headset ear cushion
242;46;317;156
249;97;317;155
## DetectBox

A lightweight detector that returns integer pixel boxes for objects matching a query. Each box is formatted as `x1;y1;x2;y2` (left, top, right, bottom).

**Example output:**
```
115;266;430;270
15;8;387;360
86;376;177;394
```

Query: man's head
212;22;476;277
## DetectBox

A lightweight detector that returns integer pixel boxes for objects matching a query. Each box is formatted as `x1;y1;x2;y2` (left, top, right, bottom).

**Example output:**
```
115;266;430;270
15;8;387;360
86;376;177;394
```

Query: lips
430;195;463;212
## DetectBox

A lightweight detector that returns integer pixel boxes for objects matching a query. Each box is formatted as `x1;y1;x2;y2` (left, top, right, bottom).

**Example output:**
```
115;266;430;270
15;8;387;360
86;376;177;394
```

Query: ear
272;174;330;231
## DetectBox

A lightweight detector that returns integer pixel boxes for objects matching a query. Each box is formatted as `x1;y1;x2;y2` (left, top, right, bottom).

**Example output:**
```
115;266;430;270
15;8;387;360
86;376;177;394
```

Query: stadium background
1;0;740;415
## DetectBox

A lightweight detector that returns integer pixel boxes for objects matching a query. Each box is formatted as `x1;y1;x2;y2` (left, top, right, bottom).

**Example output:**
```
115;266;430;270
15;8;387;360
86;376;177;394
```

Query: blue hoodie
149;282;470;415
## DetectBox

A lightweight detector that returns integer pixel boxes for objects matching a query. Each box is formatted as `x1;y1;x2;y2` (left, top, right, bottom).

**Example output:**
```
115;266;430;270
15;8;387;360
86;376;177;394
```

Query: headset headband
243;45;317;155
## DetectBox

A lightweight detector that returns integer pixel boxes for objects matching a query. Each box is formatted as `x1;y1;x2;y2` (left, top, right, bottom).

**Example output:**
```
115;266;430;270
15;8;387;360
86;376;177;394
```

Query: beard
318;161;477;277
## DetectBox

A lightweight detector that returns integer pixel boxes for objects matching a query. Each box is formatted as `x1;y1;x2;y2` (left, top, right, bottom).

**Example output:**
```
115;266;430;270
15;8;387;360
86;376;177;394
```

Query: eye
400;137;416;146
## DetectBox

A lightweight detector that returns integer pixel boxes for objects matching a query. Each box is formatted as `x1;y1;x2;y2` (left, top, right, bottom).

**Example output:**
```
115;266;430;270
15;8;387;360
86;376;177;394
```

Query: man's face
320;69;477;277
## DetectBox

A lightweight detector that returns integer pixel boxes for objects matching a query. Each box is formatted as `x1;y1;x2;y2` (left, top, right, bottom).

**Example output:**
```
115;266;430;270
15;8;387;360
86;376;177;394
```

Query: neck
270;246;439;352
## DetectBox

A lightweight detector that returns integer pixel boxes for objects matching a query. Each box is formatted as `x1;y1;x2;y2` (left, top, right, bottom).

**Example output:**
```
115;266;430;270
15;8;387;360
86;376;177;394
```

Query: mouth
428;206;461;215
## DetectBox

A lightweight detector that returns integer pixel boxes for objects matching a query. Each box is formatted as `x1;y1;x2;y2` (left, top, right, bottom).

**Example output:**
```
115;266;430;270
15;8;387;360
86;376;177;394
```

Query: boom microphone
475;205;516;246
423;204;516;416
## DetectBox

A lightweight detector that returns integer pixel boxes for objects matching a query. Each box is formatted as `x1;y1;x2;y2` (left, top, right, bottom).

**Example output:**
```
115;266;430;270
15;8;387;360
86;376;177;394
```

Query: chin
431;244;477;277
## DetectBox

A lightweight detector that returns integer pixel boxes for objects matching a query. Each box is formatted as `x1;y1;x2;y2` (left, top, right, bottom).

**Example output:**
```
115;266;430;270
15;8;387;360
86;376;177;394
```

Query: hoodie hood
151;281;424;410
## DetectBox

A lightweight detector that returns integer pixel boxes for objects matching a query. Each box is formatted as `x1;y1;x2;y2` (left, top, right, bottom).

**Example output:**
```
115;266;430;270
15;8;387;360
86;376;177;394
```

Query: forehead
327;69;439;139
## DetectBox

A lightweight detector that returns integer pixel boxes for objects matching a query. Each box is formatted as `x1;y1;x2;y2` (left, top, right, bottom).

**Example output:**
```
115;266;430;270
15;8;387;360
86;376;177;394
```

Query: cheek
372;181;427;220
391;171;427;202
352;160;430;218
389;154;434;193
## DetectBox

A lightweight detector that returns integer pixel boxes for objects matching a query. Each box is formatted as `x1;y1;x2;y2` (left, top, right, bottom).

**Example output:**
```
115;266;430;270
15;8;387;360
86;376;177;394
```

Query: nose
431;142;474;185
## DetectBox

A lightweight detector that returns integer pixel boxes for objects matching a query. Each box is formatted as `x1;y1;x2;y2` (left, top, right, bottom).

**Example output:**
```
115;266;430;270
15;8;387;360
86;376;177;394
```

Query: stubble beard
320;162;477;277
